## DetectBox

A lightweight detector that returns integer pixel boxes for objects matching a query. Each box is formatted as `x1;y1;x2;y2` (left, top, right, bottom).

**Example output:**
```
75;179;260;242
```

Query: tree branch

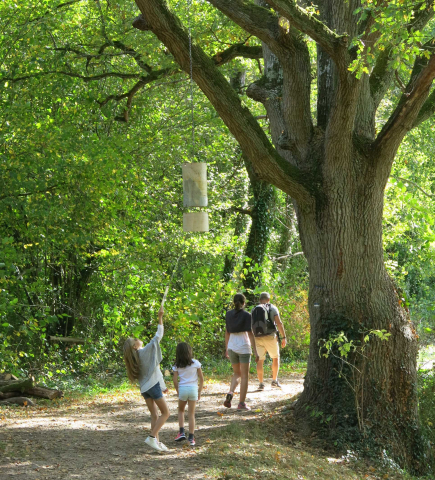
134;0;315;207
206;0;295;62
8;71;144;83
373;54;435;158
231;207;253;217
212;44;262;66
391;176;435;199
413;87;435;127
0;185;59;202
266;0;348;63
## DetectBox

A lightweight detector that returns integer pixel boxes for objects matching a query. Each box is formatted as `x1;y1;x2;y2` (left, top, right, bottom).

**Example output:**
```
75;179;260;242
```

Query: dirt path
0;375;304;479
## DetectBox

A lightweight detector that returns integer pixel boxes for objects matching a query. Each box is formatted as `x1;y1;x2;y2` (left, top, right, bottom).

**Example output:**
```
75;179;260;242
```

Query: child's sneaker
271;379;282;388
159;441;169;451
189;437;196;446
258;382;265;391
223;392;233;408
175;432;186;442
237;402;251;411
145;436;162;451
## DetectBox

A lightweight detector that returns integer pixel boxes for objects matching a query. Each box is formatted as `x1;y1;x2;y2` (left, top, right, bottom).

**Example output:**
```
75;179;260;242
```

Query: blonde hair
123;338;140;382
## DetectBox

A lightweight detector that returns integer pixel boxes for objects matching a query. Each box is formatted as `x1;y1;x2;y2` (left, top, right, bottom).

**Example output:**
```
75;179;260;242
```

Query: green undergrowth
34;357;307;394
418;367;435;450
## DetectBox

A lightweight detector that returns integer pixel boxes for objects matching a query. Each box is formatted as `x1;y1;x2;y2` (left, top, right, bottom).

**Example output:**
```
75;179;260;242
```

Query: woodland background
1;0;435;467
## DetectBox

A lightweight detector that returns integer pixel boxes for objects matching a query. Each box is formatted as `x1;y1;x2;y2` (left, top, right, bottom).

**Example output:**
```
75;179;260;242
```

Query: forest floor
0;373;420;480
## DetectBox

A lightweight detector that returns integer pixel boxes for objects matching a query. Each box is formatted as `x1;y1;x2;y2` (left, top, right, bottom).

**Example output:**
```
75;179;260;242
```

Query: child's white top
173;359;201;387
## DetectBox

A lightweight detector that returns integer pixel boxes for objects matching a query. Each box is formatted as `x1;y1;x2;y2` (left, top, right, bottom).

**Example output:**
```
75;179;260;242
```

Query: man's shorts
255;334;279;361
228;349;251;365
178;385;198;401
141;382;163;401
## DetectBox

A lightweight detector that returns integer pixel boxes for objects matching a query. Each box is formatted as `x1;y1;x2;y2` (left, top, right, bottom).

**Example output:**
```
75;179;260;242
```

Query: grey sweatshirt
137;324;167;393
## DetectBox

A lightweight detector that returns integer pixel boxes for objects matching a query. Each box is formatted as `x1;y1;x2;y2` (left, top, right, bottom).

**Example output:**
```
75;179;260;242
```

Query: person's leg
239;362;250;404
150;396;170;439
257;359;264;383
224;361;241;408
187;400;196;435
178;399;187;430
145;397;159;434
230;363;241;393
255;339;266;387
272;357;279;381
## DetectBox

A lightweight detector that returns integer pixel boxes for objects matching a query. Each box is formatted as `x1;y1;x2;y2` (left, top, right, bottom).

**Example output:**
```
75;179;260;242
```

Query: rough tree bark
133;0;435;470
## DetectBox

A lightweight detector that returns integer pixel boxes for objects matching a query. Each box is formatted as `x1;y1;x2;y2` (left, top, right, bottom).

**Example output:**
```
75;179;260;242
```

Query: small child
172;342;204;446
123;306;170;453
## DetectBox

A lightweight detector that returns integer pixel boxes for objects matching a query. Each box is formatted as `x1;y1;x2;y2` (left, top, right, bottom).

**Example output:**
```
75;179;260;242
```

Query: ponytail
233;293;246;311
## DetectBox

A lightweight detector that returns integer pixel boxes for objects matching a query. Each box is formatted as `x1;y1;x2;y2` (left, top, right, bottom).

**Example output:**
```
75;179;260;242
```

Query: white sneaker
145;436;162;452
158;441;168;451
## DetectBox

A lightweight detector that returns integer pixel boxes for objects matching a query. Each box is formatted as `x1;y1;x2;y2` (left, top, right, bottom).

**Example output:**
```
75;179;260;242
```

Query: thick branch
212;44;262;66
373;54;435;159
134;0;315;207
266;0;348;63
413;88;435;127
206;0;295;62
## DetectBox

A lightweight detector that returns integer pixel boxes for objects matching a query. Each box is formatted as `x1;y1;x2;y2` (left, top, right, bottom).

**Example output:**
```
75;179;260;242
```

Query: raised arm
154;306;164;341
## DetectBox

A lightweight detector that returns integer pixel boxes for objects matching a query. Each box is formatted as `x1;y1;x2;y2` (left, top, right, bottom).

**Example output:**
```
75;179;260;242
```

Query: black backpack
251;303;277;337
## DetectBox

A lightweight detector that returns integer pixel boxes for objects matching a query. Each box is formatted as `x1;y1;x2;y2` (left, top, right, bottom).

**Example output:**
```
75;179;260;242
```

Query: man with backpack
251;292;287;390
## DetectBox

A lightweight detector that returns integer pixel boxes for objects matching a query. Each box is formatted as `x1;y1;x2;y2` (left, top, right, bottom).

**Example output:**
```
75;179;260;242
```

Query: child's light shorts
178;385;198;401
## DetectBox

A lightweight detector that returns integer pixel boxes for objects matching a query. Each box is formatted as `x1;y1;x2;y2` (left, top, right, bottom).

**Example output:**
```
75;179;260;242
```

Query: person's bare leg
257;359;264;383
272;357;279;381
230;364;241;393
178;399;187;430
239;362;250;403
145;398;159;437
187;400;196;435
148;396;170;439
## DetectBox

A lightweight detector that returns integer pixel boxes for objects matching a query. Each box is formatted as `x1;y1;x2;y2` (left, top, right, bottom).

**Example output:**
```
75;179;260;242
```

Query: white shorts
178;385;198;401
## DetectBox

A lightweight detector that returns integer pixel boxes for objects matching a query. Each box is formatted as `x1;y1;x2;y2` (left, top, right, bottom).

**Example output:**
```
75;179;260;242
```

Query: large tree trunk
294;148;421;466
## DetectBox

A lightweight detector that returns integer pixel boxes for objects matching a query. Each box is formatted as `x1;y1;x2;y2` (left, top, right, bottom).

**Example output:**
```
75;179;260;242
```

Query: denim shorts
141;382;163;400
228;349;251;365
178;385;198;401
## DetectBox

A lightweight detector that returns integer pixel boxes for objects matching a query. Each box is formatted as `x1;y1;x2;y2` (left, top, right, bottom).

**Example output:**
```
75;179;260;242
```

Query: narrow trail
0;375;304;479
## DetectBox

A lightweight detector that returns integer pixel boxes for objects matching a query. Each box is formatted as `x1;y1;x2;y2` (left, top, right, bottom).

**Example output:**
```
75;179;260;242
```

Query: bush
418;367;435;452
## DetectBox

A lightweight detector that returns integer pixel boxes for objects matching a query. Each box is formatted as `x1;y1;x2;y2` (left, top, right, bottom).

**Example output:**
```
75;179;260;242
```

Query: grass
199;407;426;480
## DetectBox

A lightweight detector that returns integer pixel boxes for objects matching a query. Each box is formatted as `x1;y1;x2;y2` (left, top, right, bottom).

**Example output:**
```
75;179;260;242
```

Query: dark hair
175;342;193;369
233;293;246;311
